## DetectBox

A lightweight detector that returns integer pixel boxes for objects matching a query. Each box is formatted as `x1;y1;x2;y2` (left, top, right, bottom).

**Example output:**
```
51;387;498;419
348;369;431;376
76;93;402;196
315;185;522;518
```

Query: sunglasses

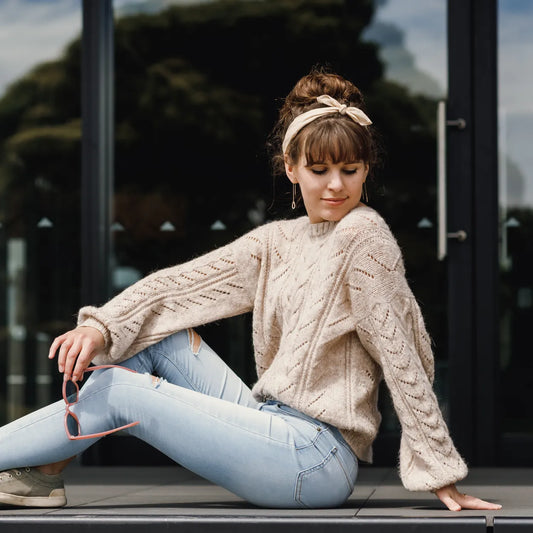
63;365;140;440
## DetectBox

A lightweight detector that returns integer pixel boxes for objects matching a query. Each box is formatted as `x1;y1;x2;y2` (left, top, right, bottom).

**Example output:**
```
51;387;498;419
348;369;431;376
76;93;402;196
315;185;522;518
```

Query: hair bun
285;70;364;110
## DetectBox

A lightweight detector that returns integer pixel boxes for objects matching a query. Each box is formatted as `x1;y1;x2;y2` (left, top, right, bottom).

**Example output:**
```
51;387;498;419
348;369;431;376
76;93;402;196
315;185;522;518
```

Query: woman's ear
284;155;298;184
363;163;370;182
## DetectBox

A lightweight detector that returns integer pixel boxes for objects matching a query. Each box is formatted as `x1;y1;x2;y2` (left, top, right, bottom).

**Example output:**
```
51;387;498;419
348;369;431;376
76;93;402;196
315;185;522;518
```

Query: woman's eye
343;168;358;175
310;168;327;175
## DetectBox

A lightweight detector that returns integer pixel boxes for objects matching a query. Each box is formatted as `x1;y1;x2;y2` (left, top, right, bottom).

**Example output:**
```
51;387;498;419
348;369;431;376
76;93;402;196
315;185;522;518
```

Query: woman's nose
327;172;343;190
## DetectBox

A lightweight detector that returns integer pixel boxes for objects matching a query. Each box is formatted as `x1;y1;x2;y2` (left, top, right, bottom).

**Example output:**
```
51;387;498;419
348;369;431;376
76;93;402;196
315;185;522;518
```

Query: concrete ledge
494;517;533;532
0;466;531;532
0;516;487;533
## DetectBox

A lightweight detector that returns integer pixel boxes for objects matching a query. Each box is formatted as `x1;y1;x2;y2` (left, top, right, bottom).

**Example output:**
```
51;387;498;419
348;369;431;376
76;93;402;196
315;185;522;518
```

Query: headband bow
282;94;372;154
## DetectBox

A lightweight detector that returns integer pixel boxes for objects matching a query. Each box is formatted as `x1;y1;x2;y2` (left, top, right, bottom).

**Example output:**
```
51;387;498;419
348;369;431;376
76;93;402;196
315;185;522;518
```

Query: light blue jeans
0;330;358;508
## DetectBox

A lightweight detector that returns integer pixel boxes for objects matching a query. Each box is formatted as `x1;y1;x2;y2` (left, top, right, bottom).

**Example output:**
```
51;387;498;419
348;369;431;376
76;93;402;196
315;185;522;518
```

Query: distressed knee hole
187;328;202;355
151;375;163;388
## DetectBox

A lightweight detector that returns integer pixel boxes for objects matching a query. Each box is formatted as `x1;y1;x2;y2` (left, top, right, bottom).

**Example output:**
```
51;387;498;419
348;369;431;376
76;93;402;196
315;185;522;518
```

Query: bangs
300;118;372;165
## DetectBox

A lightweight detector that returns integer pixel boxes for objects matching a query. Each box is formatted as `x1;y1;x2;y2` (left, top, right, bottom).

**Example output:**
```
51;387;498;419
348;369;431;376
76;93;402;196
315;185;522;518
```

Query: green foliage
0;0;437;258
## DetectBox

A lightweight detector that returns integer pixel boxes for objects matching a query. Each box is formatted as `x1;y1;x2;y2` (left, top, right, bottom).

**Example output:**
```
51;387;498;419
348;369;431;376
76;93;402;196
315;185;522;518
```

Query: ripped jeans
0;330;358;508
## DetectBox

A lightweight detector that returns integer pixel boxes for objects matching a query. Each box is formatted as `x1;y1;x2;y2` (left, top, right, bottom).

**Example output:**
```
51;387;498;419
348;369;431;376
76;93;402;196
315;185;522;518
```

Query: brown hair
270;68;378;176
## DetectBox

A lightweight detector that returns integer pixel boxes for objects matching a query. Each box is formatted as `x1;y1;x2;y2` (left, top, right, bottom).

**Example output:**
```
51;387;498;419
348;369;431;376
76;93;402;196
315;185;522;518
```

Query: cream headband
282;94;372;154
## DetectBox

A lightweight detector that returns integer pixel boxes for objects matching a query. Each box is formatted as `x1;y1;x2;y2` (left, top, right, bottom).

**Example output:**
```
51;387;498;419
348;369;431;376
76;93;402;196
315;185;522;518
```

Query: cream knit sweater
79;205;468;492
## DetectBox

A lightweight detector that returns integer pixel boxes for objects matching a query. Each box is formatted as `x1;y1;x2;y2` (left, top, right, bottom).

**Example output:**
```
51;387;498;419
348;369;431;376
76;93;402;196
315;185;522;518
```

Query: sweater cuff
399;437;469;491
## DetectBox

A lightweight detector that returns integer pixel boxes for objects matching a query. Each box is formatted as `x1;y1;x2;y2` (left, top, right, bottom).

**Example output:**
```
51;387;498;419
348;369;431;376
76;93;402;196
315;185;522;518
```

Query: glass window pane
0;0;82;423
110;0;447;464
498;0;533;448
362;0;448;439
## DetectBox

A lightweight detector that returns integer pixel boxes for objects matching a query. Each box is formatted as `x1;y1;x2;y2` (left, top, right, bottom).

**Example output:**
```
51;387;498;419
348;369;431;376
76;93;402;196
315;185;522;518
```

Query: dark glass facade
0;0;530;466
0;1;82;423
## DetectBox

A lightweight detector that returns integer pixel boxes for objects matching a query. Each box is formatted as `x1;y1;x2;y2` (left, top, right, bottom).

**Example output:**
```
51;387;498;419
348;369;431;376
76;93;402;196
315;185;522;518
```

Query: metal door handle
437;101;467;260
447;230;468;241
446;118;466;129
437;101;447;260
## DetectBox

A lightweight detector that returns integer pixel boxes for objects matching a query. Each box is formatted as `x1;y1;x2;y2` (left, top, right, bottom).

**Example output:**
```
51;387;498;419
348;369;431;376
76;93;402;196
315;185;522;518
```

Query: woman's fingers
48;327;106;381
436;484;502;511
63;338;83;381
48;333;69;362
57;335;75;374
440;494;462;512
71;340;100;382
456;492;503;511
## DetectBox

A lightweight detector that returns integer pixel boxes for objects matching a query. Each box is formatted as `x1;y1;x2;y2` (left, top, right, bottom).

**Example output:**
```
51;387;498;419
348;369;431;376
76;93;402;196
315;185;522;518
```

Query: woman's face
285;156;369;223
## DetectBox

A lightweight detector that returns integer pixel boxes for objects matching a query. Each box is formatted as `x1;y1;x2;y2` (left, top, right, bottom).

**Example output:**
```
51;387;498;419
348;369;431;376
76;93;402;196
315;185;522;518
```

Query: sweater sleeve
349;229;468;492
77;224;269;364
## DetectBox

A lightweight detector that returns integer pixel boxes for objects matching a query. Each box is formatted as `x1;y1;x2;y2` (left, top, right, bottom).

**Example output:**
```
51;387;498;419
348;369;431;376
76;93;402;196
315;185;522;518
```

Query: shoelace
0;467;30;481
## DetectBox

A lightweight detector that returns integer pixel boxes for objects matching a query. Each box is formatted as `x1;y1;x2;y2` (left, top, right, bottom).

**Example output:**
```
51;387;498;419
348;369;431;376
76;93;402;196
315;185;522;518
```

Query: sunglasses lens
66;412;80;437
64;380;78;401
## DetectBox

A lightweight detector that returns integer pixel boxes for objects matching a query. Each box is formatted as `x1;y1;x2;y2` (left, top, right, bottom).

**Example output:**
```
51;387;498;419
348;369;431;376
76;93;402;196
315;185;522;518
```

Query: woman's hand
435;484;502;511
48;326;106;382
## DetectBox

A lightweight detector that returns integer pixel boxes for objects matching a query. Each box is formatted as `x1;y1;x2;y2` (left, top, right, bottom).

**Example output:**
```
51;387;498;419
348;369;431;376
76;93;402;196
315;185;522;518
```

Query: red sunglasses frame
63;365;140;441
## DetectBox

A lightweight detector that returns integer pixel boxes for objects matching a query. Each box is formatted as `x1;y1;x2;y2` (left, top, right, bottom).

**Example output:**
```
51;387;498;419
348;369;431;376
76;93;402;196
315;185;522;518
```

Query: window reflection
110;0;448;462
0;0;82;423
0;0;451;460
498;0;533;442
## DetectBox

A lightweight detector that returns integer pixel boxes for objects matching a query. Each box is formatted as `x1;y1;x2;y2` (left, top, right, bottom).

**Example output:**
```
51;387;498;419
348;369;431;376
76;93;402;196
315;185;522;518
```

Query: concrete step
0;466;530;532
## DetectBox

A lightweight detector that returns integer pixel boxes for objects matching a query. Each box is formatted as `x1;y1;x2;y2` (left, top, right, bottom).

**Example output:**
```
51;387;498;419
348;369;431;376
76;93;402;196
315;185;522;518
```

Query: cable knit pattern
78;205;467;491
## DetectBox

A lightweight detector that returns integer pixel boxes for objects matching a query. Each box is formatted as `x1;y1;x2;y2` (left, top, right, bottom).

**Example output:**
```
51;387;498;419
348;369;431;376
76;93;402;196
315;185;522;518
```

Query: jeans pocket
294;447;354;508
276;404;322;430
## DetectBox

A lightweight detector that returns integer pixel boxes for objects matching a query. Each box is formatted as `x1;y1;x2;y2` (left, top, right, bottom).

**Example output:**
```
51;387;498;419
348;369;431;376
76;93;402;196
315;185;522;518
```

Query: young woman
0;70;501;512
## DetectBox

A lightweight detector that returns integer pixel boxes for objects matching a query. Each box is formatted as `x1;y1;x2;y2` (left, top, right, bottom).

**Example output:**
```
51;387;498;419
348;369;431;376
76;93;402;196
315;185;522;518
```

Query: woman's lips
322;197;347;206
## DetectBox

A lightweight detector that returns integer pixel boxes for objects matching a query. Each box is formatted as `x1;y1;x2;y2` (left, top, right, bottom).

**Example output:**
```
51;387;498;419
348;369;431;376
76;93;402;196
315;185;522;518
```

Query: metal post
81;0;114;307
472;0;499;465
447;0;475;462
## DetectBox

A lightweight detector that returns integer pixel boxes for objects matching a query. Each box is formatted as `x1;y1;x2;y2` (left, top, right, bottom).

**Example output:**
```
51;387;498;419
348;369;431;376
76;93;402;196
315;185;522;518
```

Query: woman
0;70;501;512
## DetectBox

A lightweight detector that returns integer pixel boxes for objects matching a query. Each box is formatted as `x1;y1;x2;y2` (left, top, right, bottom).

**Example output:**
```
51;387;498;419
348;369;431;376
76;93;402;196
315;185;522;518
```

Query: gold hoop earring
292;183;297;210
362;182;369;203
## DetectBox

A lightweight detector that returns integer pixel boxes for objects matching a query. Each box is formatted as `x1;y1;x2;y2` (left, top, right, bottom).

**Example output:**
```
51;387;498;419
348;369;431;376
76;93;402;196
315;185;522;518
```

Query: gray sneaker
0;468;66;507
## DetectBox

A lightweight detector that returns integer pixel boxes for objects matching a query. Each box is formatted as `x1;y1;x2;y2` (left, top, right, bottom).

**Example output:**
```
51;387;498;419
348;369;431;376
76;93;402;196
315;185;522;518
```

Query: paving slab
0;465;531;531
357;467;532;527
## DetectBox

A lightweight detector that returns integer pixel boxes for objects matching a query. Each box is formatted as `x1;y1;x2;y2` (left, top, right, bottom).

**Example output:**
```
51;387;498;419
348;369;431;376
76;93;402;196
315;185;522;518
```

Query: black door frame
80;0;114;466
471;0;499;466
81;0;114;309
447;0;499;465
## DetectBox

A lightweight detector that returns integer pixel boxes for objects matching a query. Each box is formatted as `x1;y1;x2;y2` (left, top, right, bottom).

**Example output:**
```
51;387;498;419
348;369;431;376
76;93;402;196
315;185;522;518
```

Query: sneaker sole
0;488;66;508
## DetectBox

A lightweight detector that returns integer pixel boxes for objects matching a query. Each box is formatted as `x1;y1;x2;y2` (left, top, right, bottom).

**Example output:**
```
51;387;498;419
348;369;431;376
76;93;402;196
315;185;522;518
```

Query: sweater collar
304;205;375;238
308;219;337;238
